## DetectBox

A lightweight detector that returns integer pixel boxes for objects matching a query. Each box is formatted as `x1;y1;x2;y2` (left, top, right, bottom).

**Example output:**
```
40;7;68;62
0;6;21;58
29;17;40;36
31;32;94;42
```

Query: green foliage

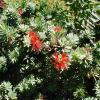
0;56;7;72
22;2;36;18
5;9;19;27
0;0;100;99
0;81;17;100
15;75;42;93
8;47;20;63
74;86;86;99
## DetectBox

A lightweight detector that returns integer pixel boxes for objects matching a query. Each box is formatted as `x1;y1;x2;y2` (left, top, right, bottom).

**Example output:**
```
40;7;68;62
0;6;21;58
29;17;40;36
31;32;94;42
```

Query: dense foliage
0;0;100;100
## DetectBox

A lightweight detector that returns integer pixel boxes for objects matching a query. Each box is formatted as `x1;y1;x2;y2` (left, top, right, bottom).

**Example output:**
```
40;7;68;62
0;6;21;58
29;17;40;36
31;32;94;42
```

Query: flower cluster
28;31;43;52
28;30;70;70
50;52;70;70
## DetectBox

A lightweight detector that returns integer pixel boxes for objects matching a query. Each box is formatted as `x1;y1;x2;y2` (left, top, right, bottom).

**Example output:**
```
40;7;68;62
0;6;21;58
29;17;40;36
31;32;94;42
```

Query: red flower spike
62;53;70;63
29;31;39;40
33;40;42;52
17;8;23;16
50;52;70;70
53;52;59;62
28;31;43;52
54;26;62;33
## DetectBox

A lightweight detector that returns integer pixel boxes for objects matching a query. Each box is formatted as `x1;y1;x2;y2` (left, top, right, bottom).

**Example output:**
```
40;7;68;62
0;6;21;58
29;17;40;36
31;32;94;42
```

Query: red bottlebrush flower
52;52;59;62
33;40;42;52
0;0;5;9
62;53;70;63
17;8;23;16
50;52;70;70
54;26;62;32
29;31;39;39
28;31;43;52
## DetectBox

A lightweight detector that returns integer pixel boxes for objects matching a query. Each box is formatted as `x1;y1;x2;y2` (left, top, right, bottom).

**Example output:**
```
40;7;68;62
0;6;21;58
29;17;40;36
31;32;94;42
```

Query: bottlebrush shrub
0;0;100;100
